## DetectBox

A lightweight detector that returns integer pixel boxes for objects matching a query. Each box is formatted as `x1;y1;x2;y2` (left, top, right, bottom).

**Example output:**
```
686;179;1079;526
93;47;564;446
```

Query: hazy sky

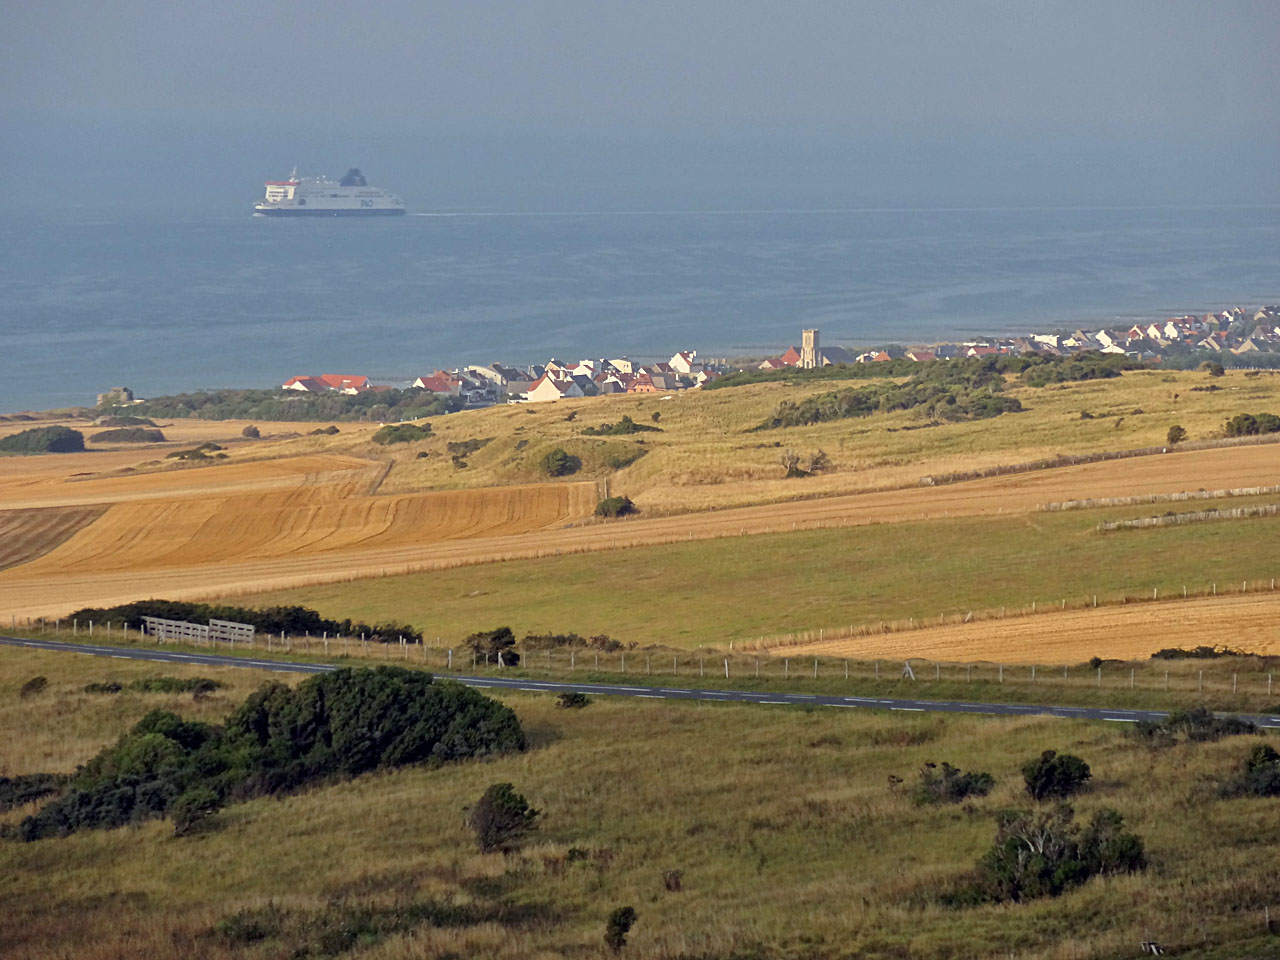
4;1;1278;208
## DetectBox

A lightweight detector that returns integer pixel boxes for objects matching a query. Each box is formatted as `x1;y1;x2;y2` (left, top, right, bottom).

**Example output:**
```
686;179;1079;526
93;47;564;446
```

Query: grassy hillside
2;648;1279;959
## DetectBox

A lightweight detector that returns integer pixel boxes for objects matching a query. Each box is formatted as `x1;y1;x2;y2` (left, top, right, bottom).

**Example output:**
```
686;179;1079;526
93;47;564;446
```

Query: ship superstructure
252;168;406;216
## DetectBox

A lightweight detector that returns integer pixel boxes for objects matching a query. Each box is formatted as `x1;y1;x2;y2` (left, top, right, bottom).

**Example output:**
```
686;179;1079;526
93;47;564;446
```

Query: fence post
571;650;575;670
724;658;729;679
875;660;879;680
700;658;704;677
1097;666;1102;687
73;619;77;635
785;659;789;678
813;658;818;679
1130;668;1135;689
1032;665;1036;683
621;653;625;673
1233;673;1238;694
89;620;93;636
1198;670;1203;692
999;664;1003;684
672;656;676;675
448;648;453;669
845;659;849;680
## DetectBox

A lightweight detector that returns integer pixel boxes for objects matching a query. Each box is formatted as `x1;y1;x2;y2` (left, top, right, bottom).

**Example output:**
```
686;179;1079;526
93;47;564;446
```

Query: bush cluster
84;676;223;696
520;632;632;652
1150;645;1258;660
95;416;156;427
0;774;68;812
540;447;582;476
372;422;432;445
65;599;422;644
1224;412;1280;437
912;762;995;805
0;425;84;453
19;667;525;840
1132;706;1258;746
755;358;1026;430
949;806;1145;904
595;496;636;518
583;415;661;436
101;387;462;423
467;782;539;852
89;427;166;443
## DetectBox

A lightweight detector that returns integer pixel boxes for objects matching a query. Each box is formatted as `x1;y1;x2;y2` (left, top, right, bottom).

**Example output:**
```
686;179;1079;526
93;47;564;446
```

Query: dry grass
1;647;1279;959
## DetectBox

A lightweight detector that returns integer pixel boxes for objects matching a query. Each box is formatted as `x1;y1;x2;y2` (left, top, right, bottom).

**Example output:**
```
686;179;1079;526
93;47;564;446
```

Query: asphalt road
5;635;1280;729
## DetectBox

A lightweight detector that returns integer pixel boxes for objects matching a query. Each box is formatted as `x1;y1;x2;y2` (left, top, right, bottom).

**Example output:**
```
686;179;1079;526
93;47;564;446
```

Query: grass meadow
3;648;1280;959
238;503;1280;650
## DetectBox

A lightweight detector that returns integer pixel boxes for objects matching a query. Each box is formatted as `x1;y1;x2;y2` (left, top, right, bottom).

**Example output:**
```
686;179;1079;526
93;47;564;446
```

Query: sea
1;204;1277;413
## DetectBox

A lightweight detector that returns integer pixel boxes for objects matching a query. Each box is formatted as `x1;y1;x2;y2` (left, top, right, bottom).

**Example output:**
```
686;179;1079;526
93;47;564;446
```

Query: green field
238;505;1280;649
2;647;1279;959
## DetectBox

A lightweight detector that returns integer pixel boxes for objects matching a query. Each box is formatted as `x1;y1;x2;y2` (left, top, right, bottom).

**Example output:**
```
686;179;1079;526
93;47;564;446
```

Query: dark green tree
540;447;581;476
1022;750;1091;801
467;783;539;852
604;906;637;953
1166;424;1187;445
464;626;520;666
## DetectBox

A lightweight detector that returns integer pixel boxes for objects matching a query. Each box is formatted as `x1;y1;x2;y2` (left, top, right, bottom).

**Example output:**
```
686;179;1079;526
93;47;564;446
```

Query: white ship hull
252;168;406;217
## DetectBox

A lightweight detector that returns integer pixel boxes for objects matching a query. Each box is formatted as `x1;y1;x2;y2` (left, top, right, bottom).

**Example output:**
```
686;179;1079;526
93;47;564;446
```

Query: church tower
800;328;820;369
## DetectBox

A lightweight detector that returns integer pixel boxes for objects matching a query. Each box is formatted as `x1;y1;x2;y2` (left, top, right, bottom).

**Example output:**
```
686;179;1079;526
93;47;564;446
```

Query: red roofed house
627;372;658;394
777;345;802;367
412;372;458;395
282;374;370;394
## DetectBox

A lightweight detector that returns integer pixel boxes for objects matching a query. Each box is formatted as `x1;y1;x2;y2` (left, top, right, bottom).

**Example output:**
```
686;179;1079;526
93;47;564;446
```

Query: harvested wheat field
779;591;1280;663
0;505;107;571
2;442;1277;619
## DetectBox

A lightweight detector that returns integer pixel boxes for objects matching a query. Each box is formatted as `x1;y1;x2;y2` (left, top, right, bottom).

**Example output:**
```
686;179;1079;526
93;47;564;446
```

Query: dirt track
775;592;1280;662
1;443;1277;619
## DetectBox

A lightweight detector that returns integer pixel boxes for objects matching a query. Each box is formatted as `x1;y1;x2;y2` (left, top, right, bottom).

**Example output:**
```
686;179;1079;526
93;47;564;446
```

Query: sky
2;0;1278;210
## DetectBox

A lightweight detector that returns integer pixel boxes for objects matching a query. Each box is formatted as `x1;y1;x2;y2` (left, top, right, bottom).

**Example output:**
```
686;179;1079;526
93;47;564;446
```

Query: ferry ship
252;168;406;216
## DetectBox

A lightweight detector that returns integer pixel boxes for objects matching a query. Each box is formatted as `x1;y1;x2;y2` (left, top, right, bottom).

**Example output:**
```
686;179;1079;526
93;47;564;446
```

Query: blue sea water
1;204;1277;413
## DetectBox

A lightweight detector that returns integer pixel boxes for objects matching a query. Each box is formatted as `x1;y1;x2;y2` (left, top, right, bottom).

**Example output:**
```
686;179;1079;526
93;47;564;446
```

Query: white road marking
891;707;925;712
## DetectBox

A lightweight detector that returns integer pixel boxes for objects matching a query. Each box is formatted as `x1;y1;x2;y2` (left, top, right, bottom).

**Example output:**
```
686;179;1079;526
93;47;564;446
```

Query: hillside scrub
583;415;662;436
1223;412;1280;436
89;427;166;443
100;386;462;423
18;666;525;840
540;447;582;477
0;425;84;453
1220;744;1280;798
1132;706;1258;747
912;762;995;805
467;782;539;852
65;599;423;644
754;359;1025;430
595;496;636;518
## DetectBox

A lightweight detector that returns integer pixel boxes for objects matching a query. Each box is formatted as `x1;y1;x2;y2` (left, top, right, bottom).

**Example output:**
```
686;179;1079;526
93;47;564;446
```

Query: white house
669;350;703;375
526;375;586;402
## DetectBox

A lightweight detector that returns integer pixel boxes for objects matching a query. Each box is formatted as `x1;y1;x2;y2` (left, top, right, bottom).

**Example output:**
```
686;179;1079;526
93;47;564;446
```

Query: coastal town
279;304;1280;407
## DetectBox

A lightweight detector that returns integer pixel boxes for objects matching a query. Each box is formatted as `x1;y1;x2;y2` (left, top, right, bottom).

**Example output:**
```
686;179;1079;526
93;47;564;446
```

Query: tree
1166;424;1187;445
604;906;637;953
464;626;520;666
540;447;581;477
1022;750;1091;800
241;425;260;438
1201;360;1225;377
468;782;539;852
780;449;807;478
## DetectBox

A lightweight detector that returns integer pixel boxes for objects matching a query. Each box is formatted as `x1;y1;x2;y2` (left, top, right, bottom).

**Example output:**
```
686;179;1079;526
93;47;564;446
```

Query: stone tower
800;329;820;369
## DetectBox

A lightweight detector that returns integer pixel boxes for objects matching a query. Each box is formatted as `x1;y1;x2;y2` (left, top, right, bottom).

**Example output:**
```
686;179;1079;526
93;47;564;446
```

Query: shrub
595;496;636;518
1201;360;1225;377
958;806;1144;903
583;415;661;436
1133;706;1258;746
912;762;995;805
540;447;581;477
1166;424;1187;444
19;668;524;840
447;437;492;457
556;691;590;709
0;773;67;812
465;626;520;666
308;425;340;435
18;676;48;699
1022;750;1091;800
90;427;166;443
468;783;539;852
172;787;221;836
84;682;124;694
0;426;84;453
371;423;432;445
241;425;260;438
604;906;637;953
96;416;156;427
1150;645;1257;660
131;676;223;695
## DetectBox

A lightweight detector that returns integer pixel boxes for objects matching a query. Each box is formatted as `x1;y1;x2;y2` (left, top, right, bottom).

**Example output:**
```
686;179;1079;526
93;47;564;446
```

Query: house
669;350;704;375
817;345;855;365
776;346;803;367
904;349;936;363
412;372;458;396
608;357;636;374
966;345;1002;358
282;374;370;394
525;375;585;402
627;373;658;394
597;374;631;395
694;369;720;387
